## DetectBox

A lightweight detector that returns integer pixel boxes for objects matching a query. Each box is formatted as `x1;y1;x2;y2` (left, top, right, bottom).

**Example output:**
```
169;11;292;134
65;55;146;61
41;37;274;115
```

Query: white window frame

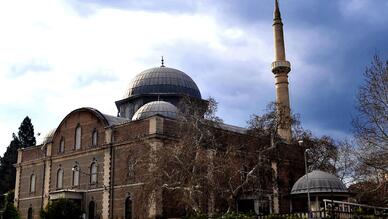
92;129;98;146
59;137;65;153
72;165;80;187
30;174;36;193
57;168;64;189
90;162;98;184
75;125;82;150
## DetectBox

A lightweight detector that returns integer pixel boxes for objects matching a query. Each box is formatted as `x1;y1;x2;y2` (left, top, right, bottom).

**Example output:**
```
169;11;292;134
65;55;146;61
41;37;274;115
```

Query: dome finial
161;56;165;67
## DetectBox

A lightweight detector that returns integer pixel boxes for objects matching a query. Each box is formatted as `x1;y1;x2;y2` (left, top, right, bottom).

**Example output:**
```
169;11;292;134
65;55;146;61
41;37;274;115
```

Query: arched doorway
27;207;33;219
125;196;132;219
88;201;95;219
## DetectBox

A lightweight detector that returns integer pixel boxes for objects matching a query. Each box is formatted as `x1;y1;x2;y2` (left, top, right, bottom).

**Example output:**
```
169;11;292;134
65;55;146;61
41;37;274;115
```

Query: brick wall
50;150;105;191
19;197;42;219
277;143;305;213
85;190;104;219
113;120;149;143
22;147;45;162
52;111;106;156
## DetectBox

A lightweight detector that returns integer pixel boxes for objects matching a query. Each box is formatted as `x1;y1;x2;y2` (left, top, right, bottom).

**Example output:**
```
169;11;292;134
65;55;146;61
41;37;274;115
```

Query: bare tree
147;97;224;215
348;55;388;206
250;103;340;174
353;55;388;176
146;98;275;216
131;99;349;216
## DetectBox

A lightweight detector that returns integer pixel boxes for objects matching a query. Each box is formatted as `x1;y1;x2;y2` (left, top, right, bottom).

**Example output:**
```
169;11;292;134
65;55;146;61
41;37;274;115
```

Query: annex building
12;1;349;219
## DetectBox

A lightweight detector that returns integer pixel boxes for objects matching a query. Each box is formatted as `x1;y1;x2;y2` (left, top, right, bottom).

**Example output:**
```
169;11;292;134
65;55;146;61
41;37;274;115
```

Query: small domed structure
291;170;348;194
132;101;178;121
126;67;201;99
42;128;56;145
290;170;350;212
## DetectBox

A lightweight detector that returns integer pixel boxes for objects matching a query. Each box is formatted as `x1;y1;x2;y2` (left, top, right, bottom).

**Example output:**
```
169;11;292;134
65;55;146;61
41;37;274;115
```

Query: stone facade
14;108;169;219
14;108;305;219
13;2;305;218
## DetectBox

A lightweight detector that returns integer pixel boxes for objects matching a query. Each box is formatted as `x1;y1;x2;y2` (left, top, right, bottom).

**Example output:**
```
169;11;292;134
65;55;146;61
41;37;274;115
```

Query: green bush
184;213;209;219
265;214;304;219
2;203;20;219
217;212;256;219
40;198;83;219
184;212;256;219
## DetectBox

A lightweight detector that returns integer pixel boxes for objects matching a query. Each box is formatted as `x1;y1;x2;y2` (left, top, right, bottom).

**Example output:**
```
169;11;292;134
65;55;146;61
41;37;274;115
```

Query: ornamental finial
161;56;165;67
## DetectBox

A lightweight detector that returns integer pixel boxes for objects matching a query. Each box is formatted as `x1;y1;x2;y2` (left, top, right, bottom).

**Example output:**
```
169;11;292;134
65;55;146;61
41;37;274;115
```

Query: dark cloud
68;0;388;139
72;0;198;16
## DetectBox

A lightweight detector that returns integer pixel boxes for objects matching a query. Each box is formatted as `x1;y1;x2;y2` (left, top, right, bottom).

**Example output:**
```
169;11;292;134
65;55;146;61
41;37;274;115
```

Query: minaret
272;0;292;143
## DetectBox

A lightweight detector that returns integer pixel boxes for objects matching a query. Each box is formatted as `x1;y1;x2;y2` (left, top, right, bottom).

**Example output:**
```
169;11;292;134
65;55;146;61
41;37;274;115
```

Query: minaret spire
271;0;292;143
274;0;281;20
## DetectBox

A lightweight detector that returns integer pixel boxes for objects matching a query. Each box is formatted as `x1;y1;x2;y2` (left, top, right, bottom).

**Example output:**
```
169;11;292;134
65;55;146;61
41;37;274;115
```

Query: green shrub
2;203;20;219
40;198;83;219
184;213;209;219
217;212;256;219
184;212;257;219
267;214;304;219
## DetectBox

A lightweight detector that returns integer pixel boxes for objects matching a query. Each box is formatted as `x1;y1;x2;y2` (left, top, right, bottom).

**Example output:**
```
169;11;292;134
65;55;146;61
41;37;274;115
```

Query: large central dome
126;66;201;99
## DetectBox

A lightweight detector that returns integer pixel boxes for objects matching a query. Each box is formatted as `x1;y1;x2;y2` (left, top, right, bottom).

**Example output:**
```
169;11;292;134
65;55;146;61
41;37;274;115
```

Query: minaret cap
274;0;281;20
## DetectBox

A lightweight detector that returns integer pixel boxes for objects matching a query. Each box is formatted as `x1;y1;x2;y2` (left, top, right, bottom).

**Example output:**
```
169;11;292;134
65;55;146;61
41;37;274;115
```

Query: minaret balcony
272;60;291;74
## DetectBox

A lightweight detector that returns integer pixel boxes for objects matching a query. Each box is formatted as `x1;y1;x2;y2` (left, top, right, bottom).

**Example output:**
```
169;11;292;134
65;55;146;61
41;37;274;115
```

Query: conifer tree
17;116;36;148
0;134;21;194
0;116;36;194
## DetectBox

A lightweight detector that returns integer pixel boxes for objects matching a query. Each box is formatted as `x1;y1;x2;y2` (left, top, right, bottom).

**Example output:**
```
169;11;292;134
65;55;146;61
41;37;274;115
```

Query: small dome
132;101;178;121
127;67;201;99
291;170;348;194
42;128;56;144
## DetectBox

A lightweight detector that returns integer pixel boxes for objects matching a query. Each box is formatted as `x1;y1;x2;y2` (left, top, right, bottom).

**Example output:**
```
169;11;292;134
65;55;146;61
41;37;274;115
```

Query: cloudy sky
0;0;387;154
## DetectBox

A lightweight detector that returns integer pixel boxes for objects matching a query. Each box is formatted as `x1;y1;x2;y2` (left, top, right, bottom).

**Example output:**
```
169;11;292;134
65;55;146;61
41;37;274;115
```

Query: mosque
13;1;351;219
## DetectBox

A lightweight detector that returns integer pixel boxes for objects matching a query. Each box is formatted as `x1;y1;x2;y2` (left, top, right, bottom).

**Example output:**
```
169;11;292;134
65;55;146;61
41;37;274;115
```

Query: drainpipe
109;140;115;219
41;145;47;210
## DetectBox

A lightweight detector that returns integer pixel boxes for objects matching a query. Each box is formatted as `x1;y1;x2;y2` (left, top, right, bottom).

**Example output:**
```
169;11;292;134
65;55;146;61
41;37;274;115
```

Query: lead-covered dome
132;101;178;121
291;170;348;194
127;67;201;99
42;128;56;145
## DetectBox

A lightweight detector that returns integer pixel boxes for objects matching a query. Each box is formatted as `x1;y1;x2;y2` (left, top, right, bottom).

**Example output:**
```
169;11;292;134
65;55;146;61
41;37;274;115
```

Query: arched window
59;137;65;153
88;201;95;219
57;168;64;189
128;158;135;178
90;162;97;184
30;174;36;193
27;207;33;219
92;129;98;146
72;165;80;187
75;125;82;150
125;196;132;219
